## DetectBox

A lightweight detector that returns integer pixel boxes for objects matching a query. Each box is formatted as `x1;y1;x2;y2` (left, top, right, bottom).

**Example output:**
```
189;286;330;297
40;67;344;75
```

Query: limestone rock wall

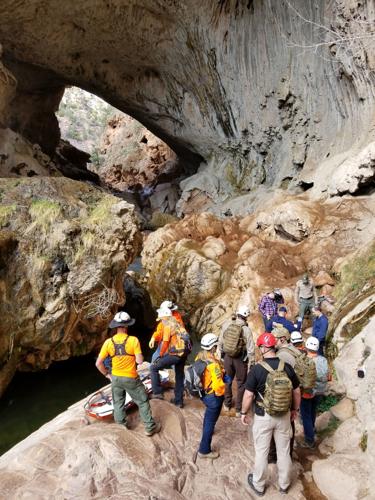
0;1;374;205
0;177;141;396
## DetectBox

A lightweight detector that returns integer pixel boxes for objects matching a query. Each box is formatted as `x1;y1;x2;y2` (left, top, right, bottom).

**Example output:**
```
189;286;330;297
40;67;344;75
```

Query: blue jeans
150;354;186;404
300;396;322;444
262;316;273;332
151;344;161;363
198;394;224;454
318;342;325;356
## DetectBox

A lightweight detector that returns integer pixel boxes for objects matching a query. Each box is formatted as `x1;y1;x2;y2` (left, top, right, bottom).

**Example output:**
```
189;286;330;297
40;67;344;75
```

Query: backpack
280;346;316;391
166;318;192;357
258;360;293;416
222;322;245;357
185;359;209;397
111;336;133;357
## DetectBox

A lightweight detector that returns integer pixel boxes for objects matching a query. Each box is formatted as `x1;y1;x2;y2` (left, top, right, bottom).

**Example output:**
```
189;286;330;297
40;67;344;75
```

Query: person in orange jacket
150;301;185;362
149;306;187;407
196;333;226;459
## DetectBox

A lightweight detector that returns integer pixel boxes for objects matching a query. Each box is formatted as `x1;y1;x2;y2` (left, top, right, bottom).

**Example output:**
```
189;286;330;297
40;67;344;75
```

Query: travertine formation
0;1;374;209
142;193;375;337
0;177;141;396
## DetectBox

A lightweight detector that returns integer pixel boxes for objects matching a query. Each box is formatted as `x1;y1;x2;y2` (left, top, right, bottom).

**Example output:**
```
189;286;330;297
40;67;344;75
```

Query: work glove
149;338;155;349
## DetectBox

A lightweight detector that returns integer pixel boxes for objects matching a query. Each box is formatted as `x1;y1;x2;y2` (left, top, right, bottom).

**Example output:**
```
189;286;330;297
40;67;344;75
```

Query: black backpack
111;336;134;357
185;359;209;398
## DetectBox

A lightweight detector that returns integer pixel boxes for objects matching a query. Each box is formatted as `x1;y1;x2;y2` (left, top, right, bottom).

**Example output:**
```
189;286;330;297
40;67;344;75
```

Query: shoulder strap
111;335;133;356
259;361;275;374
277;360;285;371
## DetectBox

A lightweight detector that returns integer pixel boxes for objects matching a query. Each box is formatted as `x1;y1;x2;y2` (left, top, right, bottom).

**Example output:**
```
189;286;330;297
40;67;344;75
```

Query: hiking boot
223;405;231;412
170;398;184;408
279;486;289;494
247;473;265;497
197;450;220;459
235;411;241;418
298;440;315;449
151;393;164;400
145;422;161;437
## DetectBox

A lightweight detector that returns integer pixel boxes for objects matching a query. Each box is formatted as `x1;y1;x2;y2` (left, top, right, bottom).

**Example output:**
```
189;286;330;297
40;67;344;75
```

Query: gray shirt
295;279;317;302
218;317;255;364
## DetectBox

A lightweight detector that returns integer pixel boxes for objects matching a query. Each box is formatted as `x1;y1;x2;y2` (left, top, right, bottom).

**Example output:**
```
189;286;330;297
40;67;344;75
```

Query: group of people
95;272;331;496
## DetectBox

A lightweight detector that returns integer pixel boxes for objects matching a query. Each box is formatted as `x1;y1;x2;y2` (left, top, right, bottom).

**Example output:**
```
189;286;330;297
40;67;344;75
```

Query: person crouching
197;333;226;459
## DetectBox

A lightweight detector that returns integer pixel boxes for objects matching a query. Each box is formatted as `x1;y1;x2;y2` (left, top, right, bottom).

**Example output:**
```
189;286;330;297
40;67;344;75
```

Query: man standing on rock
241;332;300;496
295;273;317;321
149;306;188;408
218;305;255;416
258;290;284;330
312;306;329;356
96;311;161;436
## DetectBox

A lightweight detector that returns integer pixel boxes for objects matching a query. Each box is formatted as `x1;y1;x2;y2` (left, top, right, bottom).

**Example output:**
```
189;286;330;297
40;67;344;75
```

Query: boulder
312;454;369;500
332;417;362;453
201;237;226;260
0;177;141;395
330;398;355;421
313;271;335;287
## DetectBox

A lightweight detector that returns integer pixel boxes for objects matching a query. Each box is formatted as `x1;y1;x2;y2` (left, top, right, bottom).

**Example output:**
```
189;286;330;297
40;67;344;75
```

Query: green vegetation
359;431;368;452
86;197;115;227
317;394;342;413
317;416;341;439
0;204;16;227
334;241;375;304
148;211;179;229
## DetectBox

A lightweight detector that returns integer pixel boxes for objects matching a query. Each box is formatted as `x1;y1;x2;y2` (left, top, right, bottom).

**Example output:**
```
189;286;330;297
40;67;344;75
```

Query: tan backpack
280;345;317;391
222;322;245;357
259;360;293;416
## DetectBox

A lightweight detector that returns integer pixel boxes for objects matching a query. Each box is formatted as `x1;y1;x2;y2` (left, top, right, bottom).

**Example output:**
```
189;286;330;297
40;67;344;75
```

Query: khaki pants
252;411;292;491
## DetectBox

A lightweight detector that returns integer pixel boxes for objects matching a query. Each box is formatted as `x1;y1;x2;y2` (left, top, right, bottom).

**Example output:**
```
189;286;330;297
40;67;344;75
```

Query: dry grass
26;199;62;236
0;204;16;227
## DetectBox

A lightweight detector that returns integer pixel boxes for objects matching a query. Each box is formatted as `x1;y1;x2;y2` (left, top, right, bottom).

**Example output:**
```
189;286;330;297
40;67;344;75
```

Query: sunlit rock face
0;1;374;207
142;193;375;337
0;177;141;396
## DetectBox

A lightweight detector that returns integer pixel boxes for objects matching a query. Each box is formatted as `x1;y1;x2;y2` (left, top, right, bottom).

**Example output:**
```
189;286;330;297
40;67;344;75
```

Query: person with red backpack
95;311;161;437
149;306;190;408
241;332;300;496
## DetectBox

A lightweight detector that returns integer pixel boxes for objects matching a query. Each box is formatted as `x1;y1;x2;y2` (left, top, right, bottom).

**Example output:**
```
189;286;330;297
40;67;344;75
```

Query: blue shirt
312;314;329;342
268;315;297;333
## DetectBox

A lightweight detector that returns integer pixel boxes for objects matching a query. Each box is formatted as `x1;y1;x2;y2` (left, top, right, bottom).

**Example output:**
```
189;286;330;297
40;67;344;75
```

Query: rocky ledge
0;177;141;396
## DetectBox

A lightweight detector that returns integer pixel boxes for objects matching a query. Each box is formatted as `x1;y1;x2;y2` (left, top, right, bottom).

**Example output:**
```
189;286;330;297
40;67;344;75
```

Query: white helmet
201;333;219;350
236;305;250;318
156;307;172;319
305;336;320;352
290;331;303;344
160;300;177;311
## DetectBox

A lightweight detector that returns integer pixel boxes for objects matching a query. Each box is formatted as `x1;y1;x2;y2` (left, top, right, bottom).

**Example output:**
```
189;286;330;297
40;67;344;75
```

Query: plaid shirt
258;295;278;318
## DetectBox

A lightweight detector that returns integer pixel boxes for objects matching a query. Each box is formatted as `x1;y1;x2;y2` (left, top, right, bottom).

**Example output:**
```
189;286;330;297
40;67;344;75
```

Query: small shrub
86;197;115;228
148;211;179;229
317;394;342;413
359;431;368;452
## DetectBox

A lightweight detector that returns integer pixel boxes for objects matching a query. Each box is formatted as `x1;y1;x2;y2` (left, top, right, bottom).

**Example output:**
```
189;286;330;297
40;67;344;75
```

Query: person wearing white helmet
299;336;330;449
149;306;189;408
159;300;185;327
96;311;161;436
218;305;255;416
195;333;225;459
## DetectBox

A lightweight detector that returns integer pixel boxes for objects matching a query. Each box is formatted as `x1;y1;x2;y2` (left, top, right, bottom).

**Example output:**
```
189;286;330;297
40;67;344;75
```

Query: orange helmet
256;332;277;348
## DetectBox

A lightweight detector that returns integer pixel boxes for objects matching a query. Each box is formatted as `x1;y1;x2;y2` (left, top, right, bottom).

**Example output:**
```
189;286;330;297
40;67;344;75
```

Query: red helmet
256;332;277;348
